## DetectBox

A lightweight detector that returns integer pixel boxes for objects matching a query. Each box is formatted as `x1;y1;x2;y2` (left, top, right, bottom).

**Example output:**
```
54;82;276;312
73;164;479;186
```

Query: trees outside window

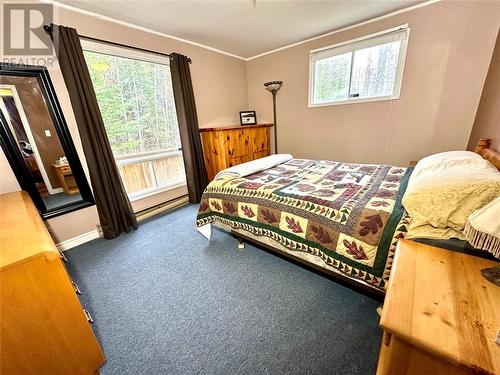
83;48;186;198
310;27;409;106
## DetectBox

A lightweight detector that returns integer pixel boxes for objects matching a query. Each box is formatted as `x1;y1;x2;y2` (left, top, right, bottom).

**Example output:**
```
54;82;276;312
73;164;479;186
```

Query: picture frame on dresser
239;111;257;125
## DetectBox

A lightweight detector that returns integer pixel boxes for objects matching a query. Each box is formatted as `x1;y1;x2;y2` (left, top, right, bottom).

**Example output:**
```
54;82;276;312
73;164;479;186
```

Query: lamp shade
264;81;283;92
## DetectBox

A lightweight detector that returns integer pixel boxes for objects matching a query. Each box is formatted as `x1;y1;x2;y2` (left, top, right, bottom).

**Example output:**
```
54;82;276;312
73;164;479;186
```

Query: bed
196;140;500;297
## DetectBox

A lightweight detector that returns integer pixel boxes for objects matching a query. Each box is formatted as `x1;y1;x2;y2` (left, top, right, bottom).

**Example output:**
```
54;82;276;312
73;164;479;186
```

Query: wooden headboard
474;138;500;170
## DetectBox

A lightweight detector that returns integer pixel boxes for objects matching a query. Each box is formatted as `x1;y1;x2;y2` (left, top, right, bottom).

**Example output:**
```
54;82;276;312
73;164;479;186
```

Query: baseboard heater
136;195;189;222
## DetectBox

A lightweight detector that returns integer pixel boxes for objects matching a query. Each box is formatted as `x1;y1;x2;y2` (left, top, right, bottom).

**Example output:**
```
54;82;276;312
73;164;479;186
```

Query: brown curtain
170;53;208;203
50;24;137;239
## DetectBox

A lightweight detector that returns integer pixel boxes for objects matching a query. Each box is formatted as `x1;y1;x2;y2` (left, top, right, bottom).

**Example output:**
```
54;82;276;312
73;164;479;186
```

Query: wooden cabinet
377;240;499;375
0;192;105;375
200;124;273;180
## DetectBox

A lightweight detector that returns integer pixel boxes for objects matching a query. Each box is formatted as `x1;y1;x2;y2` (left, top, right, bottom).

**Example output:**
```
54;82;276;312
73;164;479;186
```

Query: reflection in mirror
0;84;83;209
0;64;94;219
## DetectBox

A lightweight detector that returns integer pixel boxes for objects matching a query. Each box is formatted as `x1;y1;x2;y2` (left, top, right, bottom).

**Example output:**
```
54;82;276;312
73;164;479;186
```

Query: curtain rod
43;25;192;63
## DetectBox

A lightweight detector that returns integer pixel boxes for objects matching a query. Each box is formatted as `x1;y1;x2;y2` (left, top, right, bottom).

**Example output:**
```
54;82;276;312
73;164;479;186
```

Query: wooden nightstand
377;240;499;375
52;163;79;195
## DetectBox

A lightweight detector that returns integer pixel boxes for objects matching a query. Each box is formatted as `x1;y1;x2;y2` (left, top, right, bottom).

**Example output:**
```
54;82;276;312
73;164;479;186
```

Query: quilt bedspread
196;159;412;291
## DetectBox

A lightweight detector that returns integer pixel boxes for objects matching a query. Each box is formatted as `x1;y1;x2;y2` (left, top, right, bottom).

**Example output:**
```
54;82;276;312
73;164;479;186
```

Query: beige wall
467;30;500;152
247;0;500;166
0;149;20;194
0;0;248;243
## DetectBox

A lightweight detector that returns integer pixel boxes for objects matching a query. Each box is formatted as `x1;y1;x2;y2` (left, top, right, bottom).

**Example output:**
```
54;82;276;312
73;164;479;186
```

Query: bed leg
237;237;245;250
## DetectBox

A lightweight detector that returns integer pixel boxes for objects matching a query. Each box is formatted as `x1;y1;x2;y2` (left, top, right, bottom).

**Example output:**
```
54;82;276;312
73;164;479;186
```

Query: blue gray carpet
66;204;382;375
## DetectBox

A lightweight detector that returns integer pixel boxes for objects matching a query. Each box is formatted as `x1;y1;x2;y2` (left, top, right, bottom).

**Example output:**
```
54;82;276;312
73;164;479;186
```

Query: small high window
309;25;409;107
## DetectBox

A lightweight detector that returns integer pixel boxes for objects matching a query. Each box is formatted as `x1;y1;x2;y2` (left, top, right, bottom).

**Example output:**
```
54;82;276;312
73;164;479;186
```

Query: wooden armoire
199;124;273;180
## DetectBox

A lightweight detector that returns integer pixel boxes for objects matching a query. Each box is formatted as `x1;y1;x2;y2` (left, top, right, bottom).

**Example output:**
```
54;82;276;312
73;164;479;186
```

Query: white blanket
215;154;293;179
198;153;294;239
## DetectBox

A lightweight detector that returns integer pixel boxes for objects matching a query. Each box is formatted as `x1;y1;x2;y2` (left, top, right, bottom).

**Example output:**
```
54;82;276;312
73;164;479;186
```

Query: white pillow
418;150;482;164
403;151;500;239
410;151;485;179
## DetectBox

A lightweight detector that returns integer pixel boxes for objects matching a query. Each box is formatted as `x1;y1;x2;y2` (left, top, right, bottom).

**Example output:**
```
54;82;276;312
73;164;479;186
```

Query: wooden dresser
200;123;273;180
378;240;499;375
0;191;105;375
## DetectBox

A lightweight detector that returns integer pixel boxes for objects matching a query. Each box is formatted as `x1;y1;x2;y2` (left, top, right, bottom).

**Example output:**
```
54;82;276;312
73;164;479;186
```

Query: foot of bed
237;237;245;250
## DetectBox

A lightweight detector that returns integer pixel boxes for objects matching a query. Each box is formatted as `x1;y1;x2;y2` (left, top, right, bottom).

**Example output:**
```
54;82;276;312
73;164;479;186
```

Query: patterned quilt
196;159;412;291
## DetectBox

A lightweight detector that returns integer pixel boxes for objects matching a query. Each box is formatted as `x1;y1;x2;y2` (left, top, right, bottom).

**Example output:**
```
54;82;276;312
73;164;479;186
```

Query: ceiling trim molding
246;0;441;61
45;0;441;62
44;0;248;61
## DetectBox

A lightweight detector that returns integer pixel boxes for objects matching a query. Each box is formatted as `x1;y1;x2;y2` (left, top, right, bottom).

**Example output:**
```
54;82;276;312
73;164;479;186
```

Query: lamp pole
264;81;283;154
272;91;278;153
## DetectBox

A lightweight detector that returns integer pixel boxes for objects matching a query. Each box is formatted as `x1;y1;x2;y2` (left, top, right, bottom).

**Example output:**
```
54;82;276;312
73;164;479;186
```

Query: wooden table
52;162;79;195
377;240;499;375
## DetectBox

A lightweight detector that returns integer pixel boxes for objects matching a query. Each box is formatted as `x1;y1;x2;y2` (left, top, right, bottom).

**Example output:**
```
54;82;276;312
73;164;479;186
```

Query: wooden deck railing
115;149;186;198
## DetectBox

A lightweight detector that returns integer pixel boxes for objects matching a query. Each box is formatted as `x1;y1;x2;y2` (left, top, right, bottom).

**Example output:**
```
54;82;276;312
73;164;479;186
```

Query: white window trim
80;38;170;66
308;24;410;108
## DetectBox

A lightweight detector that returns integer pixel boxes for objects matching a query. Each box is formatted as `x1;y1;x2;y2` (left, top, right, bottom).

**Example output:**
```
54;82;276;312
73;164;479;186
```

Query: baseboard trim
57;229;101;251
56;196;188;251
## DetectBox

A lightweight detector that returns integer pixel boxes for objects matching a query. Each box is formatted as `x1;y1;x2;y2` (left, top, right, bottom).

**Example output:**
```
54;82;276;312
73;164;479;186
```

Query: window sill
128;180;187;202
309;94;400;108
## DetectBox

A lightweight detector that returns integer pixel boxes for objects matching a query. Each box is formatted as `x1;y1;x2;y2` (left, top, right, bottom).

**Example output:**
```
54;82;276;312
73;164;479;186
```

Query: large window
309;26;409;107
82;40;186;200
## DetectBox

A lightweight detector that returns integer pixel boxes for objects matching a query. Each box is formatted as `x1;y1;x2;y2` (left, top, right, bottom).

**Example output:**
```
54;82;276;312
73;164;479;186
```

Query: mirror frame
0;63;95;219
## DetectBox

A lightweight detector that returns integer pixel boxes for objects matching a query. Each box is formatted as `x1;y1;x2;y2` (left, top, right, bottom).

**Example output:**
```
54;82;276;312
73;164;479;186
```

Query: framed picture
239;111;257;125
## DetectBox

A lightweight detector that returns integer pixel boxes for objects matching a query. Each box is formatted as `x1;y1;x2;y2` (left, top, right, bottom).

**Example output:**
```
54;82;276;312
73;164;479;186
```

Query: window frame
80;38;170;66
308;24;410;108
80;38;188;203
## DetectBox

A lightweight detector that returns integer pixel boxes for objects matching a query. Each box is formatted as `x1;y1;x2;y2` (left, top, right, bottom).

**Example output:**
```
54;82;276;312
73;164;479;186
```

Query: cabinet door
226;128;251;159
252;127;270;153
201;131;228;180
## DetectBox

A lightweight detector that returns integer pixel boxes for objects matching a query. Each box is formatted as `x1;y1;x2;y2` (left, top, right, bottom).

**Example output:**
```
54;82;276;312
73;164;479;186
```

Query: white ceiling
55;0;425;59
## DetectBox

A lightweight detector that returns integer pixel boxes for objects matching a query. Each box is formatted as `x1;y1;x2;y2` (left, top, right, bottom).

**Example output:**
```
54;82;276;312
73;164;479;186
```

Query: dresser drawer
228;155;251;167
59;166;72;174
253;150;270;160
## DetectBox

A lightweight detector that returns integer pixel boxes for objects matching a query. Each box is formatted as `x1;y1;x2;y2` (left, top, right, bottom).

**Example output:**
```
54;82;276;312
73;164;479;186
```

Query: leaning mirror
0;63;94;219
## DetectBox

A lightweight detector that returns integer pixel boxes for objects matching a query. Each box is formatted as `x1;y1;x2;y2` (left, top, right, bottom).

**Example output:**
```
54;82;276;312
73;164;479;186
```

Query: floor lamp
264;81;283;154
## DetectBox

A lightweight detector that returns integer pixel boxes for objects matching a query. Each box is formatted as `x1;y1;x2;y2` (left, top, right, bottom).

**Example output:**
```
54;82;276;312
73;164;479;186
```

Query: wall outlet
96;224;103;237
44;129;51;137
